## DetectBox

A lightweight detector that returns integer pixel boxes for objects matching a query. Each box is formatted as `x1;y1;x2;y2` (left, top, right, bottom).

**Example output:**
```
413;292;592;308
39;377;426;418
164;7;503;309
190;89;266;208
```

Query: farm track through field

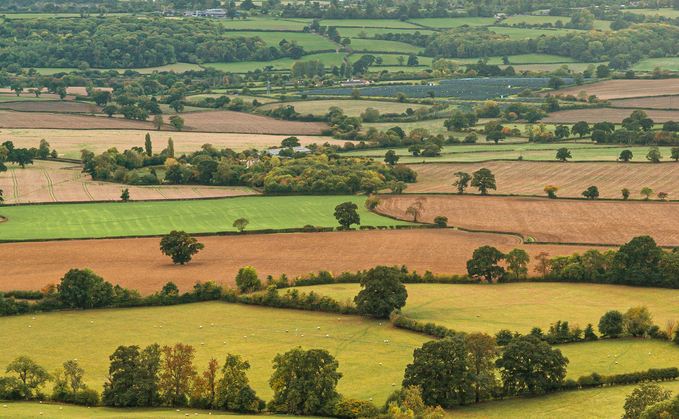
40;164;57;202
81;183;95;201
9;169;18;198
377;195;679;246
0;229;608;295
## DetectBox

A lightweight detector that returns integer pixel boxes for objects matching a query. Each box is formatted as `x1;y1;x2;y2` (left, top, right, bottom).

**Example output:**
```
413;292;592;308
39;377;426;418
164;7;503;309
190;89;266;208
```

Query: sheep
379;363;382;366
318;327;321;329
326;335;330;337
200;326;203;329
91;321;93;324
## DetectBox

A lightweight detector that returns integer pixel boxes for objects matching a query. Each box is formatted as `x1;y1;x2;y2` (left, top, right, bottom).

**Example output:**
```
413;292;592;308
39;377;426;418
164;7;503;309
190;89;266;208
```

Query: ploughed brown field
0;101;96;113
0;110;169;130
0;229;607;294
551;79;679;100
611;96;679;109
0;160;256;203
408;161;679;199
544;108;679;123
165;110;329;134
377;195;679;246
0;129;341;159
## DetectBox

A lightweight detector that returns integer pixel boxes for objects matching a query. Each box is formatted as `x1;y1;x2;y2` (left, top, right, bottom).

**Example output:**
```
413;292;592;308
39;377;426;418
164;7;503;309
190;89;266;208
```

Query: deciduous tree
582;185;599;199
467;246;505;283
57;268;114;309
571;121;590;138
268;347;342;416
6;356;51;400
216;354;264;412
623;306;654;337
453;172;471;194
402;338;473;408
598;310;624;337
471;168;496;195
159;343;196;407
235;266;261;293
647;147;662;163
544;185;558;199
159;230;205;265
620;149;634;162
233;217;249;232
384;150;400;166
556;148;571;162
465;333;498;403
641;187;654;200
120;188;130;202
169;116;185;131
334;202;360;229
622;383;672;419
354;265;408;318
103;344;161;407
506;248;530;281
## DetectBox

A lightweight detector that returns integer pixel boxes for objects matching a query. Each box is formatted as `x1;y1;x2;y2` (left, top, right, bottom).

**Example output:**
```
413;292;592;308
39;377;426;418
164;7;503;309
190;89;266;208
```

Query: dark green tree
354;265;408;318
598;310;624;337
159;230;205;265
470;168;496;195
121;188;130;202
8;148;33;168
57;268;114;309
102;105;118;117
6;356;51;400
611;236;664;286
467;246;505;283
465;332;498;403
556;148;571;162
268;347;342;416
334;202;360;229
554;124;570;139
571;121;590;138
582;186;599;199
281;136;300;148
169;116;185;131
622;383;672;419
145;133;153;156
235;266;261;293
102;344;161;407
384;150;400;166
620;150;634;162
402;338;473;408
496;335;569;396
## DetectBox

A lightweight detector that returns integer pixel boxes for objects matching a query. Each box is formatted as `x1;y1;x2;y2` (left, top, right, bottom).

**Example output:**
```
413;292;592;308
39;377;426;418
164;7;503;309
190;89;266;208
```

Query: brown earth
408;161;679;199
167;110;329;135
0;130;343;159
0;229;608;294
611;96;679;110
551;79;679;100
0;101;97;113
0;110;168;130
377;195;679;246
0;160;256;204
544;108;679;123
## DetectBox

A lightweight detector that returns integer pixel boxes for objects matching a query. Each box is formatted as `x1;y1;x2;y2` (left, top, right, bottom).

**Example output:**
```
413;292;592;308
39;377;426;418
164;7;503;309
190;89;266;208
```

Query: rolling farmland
165;110;329;134
0;229;606;294
377;194;679;246
545;108;679;123
407;161;679;198
553;79;679;100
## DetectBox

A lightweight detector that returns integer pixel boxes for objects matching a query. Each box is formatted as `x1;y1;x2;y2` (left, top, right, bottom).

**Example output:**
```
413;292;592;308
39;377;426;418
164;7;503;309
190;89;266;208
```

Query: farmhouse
265;146;312;156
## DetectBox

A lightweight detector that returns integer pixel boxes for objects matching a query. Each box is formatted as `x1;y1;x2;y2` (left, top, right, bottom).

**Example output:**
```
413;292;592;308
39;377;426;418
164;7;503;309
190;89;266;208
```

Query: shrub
74;389;100;406
235;266;262;293
334;397;379;419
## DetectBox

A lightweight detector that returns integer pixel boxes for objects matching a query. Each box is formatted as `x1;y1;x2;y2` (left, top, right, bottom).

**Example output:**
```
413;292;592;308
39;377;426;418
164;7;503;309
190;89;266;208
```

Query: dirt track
0;229;606;294
378;195;679;246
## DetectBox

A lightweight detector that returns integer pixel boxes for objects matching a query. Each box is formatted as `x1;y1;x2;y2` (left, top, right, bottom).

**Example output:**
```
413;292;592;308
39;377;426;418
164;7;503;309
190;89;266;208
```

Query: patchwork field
164;110;329;134
377;194;679;245
0;161;255;204
293;283;679;336
0;195;412;240
0;301;428;405
611;95;679;109
0;101;96;113
553;79;679;100
545;108;679;123
0;110;162;130
260;99;423;116
407;161;679;198
0;229;605;294
0;130;335;159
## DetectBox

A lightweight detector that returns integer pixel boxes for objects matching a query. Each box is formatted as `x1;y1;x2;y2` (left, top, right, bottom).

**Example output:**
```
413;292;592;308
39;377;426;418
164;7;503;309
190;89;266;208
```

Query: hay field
611;96;679;109
0;161;255;204
545;108;679;123
0;130;336;158
165;110;329;134
293;283;679;337
408;161;679;198
0;196;411;240
554;79;679;100
0;301;428;405
377;194;679;246
260;99;423;116
0;229;606;294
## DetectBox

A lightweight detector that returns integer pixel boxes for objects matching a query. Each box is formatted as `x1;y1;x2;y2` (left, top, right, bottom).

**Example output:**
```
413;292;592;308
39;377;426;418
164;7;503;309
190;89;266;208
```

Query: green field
631;57;679;71
500;15;611;31
185;93;279;104
31;63;204;75
625;8;679;18
452;380;679;418
0;302;427;405
409;17;496;28
289;283;679;335
350;39;422;54
489;27;580;39
349;54;434;66
0;195;411;240
203;52;346;74
340;27;435;38
211;18;311;31
261;99;427;116
224;31;336;51
319;18;417;28
485;54;575;65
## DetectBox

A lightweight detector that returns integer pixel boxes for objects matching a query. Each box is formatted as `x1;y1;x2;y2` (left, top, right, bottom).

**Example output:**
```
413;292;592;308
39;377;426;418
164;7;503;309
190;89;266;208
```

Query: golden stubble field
552;79;679;100
377;194;679;246
408;161;679;199
0;129;343;158
0;229;607;294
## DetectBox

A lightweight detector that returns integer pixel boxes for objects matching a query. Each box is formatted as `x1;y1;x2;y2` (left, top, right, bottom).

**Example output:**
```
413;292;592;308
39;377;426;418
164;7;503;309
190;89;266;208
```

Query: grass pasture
378;194;679;246
349;39;423;54
350;54;434;66
340;28;435;38
224;31;336;50
0;195;411;240
203;52;346;74
210;18;310;31
409;17;496;28
0;302;428;405
289;283;679;337
318;18;416;28
500;15;611;31
489;27;579;39
631;57;679;71
484;54;575;64
545;108;679;123
625;8;679;18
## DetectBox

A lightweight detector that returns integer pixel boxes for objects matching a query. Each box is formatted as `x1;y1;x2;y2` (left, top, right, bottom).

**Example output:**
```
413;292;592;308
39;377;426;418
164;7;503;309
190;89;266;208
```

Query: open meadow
0;229;606;294
260;99;423;116
631;57;679;71
544;108;679;123
0;195;410;240
0;130;335;159
291;283;679;336
406;160;679;198
0;301;428;405
377;194;679;246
